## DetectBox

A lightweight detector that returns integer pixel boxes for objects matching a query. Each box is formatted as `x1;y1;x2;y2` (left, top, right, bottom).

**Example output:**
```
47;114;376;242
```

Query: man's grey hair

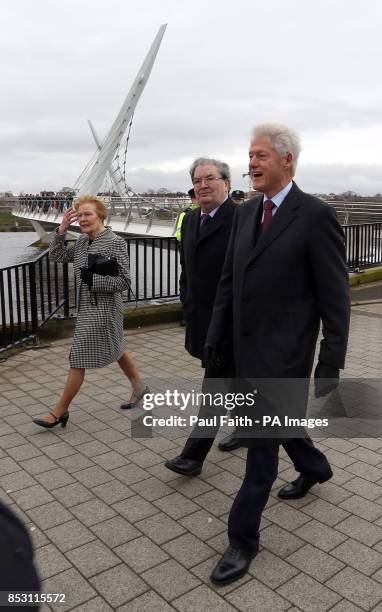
190;157;231;186
251;123;301;176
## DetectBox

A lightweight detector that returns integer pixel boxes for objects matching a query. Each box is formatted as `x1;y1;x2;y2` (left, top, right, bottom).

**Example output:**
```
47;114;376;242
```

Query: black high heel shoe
33;412;69;429
120;386;150;410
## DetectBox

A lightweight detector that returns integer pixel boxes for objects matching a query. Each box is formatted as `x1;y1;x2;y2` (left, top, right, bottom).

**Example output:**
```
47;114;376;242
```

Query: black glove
314;362;340;398
204;342;222;371
80;267;94;287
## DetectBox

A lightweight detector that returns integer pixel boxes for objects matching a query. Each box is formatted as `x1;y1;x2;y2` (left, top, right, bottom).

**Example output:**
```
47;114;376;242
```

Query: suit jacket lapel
246;183;301;266
196;198;233;244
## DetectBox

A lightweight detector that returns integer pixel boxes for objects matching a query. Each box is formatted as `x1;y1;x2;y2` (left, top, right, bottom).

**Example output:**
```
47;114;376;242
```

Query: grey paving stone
69;596;113;612
70;498;117;526
277;573;341;611
53;482;95;508
77;440;111;458
287;543;345;581
349;446;382;465
112;494;158;523
6;442;43;461
35;543;72;580
60;430;94;446
343;477;382;501
163;533;215;569
92;479;134;504
110;464;151;486
227;578;290;611
89;564;147;608
41;440;78;460
329;601;363;612
340;495;382;521
179;509;226;540
42;567;97;611
249;549;299;589
294;519;348;552
301;498;350;526
20;455;58;475
92;450;130;470
109;438;143;455
117;590;174;612
45;519;96;552
128;448;163;468
326;567;382;610
114;535;169;572
0;456;22;476
136;511;185;544
263;501;311;531
173;585;236;612
260;524;305;558
59;453;95;473
193;489;233;517
91;428;126;444
27;500;73;530
147;462;186;483
0;469;36;492
66;539;120;578
154;492;200;520
332;538;382;575
73;465;115;488
10;484;54;510
169;476;214;498
27;524;50;549
130;476;174;501
336;515;382;546
35;468;76;490
76;418;110;434
91;515;140;548
142;559;201;601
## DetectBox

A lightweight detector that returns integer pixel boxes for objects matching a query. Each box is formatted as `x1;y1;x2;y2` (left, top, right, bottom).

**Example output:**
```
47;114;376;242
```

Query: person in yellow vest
176;188;199;241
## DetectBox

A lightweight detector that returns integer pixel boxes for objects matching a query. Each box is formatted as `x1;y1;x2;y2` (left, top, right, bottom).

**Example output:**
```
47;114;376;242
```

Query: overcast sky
1;0;381;195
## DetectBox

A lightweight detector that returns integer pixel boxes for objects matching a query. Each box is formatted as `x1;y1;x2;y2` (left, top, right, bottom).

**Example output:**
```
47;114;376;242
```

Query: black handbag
87;253;119;276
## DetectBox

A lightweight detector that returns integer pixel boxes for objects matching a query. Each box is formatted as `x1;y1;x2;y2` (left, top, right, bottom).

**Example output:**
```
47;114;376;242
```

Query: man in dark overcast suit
165;157;238;476
205;123;350;584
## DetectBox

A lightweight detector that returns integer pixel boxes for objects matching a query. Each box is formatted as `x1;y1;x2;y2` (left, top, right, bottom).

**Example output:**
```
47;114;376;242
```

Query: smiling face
193;163;229;212
249;135;293;198
77;202;104;238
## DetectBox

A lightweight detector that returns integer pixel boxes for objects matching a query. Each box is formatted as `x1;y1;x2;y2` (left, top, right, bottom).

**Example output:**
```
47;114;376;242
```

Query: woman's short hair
251;123;301;176
74;195;108;222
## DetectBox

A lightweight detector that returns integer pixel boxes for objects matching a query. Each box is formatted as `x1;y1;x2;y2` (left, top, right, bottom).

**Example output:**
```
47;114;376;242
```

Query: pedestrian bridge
12;195;188;242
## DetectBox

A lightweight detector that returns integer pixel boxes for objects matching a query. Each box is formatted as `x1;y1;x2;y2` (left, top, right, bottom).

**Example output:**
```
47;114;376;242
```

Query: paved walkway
1;303;382;611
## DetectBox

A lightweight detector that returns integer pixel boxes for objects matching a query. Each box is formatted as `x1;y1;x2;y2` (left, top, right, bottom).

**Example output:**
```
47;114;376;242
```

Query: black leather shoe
33;412;69;429
165;456;203;476
210;546;256;585
278;469;333;499
218;433;242;452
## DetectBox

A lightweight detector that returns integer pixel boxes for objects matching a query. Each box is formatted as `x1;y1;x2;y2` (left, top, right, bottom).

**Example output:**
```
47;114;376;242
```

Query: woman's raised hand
58;207;77;235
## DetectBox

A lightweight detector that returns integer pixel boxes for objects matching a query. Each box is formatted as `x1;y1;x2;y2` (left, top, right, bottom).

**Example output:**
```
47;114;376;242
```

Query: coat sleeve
49;231;76;263
92;238;131;294
206;208;238;345
308;205;350;369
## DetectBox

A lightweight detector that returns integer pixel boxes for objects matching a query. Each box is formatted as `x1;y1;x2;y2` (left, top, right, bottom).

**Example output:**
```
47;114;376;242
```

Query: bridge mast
75;24;167;196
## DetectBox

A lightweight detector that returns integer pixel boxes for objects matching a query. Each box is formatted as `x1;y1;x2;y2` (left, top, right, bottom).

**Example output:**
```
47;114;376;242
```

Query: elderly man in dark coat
205;123;350;584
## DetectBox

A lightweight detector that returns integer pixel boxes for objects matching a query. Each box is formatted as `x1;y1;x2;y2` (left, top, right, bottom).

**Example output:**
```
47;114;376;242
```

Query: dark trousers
228;437;331;551
182;363;234;461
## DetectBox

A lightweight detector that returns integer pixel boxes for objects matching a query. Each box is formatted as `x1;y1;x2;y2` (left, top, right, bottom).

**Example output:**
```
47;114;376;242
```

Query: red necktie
261;200;275;234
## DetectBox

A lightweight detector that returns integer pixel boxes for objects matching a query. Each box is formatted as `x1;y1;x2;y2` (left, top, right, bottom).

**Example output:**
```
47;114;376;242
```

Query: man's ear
284;152;293;169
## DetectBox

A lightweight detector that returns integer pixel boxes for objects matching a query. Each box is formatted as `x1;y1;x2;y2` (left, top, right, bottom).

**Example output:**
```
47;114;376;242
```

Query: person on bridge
33;195;148;429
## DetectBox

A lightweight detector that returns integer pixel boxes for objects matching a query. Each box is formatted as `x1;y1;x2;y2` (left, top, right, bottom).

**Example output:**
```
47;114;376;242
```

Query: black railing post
29;262;39;339
354;225;360;270
62;262;70;317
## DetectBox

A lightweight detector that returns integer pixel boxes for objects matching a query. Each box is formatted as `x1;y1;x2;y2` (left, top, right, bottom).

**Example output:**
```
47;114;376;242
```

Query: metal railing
0;237;180;353
1;225;382;353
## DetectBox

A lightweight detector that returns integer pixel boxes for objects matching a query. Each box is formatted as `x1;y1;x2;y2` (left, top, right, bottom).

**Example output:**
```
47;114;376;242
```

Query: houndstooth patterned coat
50;227;130;368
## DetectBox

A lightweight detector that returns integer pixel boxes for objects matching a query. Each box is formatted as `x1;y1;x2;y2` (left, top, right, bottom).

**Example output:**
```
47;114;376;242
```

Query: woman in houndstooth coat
33;195;148;429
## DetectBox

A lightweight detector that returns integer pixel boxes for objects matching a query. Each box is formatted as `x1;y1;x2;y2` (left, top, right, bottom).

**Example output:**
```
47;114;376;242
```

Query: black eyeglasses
192;176;225;186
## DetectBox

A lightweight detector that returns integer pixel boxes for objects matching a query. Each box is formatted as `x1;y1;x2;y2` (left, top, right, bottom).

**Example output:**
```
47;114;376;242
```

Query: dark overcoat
207;183;350;379
180;198;236;362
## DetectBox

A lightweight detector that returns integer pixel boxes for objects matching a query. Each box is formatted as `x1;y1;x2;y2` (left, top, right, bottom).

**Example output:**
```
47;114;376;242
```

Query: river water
0;232;44;268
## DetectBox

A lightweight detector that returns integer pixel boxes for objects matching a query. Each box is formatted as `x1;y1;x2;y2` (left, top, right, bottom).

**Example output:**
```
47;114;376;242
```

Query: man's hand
204;342;222;371
314;362;340;398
